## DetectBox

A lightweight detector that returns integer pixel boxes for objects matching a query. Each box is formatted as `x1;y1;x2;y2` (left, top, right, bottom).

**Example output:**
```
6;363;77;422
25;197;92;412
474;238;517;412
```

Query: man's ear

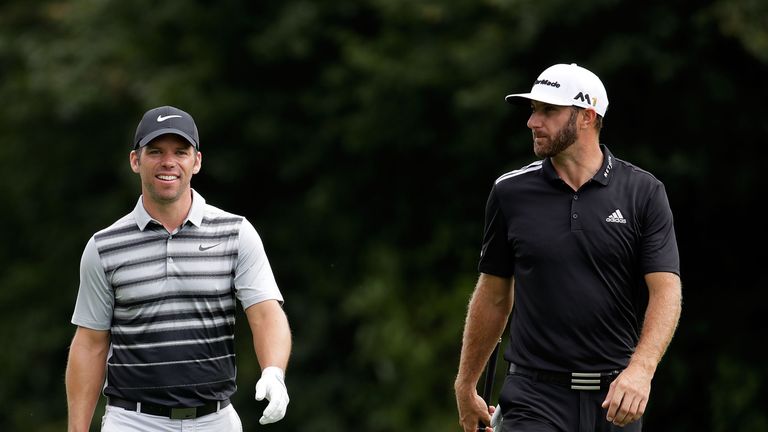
130;150;140;173
192;151;202;174
583;109;598;129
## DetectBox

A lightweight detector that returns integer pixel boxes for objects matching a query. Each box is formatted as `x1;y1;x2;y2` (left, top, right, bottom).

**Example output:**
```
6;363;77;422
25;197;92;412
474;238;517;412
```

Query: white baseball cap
505;63;608;116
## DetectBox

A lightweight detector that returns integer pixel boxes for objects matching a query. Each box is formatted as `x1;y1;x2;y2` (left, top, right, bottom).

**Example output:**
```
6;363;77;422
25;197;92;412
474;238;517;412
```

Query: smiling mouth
156;175;178;181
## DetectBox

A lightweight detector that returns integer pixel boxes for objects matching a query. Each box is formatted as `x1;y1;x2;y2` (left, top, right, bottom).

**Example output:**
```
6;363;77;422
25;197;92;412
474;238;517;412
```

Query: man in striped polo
66;106;292;431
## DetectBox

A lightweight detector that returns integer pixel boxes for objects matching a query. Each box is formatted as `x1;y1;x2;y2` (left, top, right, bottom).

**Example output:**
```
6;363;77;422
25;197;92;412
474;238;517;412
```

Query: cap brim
505;92;571;107
136;129;198;149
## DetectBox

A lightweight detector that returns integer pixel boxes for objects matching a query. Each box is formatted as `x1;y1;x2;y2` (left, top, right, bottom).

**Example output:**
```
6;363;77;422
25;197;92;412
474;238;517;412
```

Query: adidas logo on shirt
605;209;627;224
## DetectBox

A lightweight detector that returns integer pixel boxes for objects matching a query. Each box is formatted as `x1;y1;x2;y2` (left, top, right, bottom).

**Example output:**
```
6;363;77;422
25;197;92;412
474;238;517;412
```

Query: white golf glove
254;366;289;424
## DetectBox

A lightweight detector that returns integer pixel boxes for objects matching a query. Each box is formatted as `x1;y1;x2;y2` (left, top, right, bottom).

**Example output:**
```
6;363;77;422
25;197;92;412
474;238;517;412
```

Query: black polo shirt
478;145;679;372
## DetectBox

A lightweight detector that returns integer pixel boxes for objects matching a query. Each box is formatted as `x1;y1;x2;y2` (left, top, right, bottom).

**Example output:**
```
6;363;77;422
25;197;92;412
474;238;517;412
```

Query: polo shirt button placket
570;210;582;231
167;235;174;269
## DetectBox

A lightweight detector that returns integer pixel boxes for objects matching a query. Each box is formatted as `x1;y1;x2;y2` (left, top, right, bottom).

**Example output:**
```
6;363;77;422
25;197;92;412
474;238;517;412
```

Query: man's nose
160;153;176;166
527;112;541;129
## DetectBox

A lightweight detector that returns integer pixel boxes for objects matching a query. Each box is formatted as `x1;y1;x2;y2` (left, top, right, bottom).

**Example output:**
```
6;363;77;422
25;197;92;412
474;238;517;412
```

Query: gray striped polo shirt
71;189;283;406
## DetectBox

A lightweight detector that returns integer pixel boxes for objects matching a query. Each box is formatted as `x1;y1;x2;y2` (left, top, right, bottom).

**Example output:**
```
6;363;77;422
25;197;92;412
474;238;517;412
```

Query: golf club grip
482;342;500;401
477;340;501;431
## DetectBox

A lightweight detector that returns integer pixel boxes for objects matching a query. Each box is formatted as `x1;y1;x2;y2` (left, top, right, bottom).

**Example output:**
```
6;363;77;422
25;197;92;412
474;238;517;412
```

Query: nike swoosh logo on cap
157;114;182;122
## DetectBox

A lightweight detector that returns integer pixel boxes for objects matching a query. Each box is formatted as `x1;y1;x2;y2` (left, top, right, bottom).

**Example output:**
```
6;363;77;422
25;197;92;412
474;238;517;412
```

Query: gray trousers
101;403;243;432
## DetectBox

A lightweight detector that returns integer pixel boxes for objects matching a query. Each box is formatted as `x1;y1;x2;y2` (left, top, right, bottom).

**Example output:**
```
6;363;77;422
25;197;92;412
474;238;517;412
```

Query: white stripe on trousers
101;403;242;432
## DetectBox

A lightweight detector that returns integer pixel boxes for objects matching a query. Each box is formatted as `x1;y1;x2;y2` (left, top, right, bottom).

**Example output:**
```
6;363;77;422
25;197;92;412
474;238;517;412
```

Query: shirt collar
592;144;614;186
186;189;206;227
131;189;206;231
542;157;560;183
541;144;615;186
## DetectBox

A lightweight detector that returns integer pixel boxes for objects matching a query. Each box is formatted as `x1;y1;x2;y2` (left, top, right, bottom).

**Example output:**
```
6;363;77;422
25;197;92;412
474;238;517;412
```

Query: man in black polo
454;64;682;431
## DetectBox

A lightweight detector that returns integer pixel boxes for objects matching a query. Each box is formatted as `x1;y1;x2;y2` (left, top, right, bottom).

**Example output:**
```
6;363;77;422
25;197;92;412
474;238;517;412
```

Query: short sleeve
71;236;115;330
234;219;283;309
640;182;680;276
478;186;514;277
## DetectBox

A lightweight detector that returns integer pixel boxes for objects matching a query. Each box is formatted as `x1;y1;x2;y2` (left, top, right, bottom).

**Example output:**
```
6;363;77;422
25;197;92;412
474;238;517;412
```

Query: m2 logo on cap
574;92;598;107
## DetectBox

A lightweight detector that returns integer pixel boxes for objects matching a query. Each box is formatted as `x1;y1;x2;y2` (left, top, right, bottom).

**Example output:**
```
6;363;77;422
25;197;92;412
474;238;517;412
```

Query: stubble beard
144;180;189;205
533;109;579;158
139;164;190;205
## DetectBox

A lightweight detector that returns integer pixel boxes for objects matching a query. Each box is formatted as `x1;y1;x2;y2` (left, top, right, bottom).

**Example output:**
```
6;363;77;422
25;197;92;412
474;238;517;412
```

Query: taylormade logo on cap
534;79;561;88
134;105;200;149
505;63;609;116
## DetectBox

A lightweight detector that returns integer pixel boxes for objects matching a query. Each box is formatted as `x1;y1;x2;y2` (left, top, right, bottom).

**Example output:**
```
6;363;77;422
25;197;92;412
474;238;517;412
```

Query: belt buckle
170;407;197;420
570;372;602;391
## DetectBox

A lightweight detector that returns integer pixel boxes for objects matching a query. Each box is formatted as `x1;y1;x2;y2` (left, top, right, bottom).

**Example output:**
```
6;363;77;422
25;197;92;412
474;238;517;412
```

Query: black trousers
498;372;642;432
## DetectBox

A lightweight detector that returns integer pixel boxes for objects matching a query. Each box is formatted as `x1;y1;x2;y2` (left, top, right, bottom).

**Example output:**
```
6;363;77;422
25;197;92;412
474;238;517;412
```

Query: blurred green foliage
0;0;766;430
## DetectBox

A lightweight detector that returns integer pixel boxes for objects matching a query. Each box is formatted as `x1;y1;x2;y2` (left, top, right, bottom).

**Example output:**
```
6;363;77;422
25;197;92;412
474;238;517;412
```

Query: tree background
1;0;766;431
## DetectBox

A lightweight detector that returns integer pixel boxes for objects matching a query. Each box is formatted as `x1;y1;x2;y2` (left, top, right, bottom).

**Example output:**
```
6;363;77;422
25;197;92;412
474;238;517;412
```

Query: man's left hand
255;366;289;424
601;364;652;427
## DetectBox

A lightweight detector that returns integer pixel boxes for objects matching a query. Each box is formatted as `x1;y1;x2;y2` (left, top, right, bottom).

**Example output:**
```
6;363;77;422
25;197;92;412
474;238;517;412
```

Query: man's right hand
455;388;493;432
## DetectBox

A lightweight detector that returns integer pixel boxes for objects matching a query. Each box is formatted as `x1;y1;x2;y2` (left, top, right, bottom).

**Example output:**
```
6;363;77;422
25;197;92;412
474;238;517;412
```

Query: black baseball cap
134;105;200;149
